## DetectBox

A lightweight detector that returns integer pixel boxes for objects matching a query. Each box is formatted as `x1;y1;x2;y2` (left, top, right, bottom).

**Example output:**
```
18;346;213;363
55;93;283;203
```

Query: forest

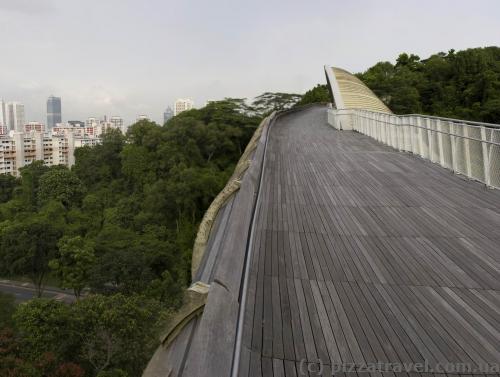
0;46;499;377
0;96;296;377
356;46;500;123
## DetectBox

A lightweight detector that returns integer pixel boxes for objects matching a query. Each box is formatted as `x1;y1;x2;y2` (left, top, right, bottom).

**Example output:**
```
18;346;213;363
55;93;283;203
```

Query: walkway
237;106;500;376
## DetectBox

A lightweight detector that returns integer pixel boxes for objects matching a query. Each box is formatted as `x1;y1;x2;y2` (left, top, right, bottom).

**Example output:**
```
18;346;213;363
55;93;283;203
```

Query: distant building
47;96;62;130
137;114;150;121
85;117;98;128
174;98;193;116
0;100;6;128
163;107;174;124
24;122;45;133
53;122;98;138
5;102;25;132
68;120;85;127
109;116;125;133
0;131;100;176
83;116;126;135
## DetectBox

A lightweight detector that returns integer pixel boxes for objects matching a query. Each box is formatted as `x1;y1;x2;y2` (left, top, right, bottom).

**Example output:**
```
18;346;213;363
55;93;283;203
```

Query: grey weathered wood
160;105;500;376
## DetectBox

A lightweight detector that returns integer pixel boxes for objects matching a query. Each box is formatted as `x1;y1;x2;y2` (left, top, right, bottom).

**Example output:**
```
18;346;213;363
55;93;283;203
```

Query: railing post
370;112;374;138
436;119;444;166
480;127;491;187
387;114;398;148
416;117;424;156
399;116;406;151
450;123;458;172
463;125;472;177
381;114;386;144
375;113;380;141
427;118;433;162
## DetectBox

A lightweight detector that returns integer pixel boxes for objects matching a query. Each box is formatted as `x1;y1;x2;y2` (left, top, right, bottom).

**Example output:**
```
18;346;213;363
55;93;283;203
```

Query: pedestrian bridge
144;67;500;377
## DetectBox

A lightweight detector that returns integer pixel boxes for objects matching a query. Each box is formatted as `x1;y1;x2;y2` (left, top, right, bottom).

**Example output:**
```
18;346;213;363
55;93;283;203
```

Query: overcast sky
1;0;499;125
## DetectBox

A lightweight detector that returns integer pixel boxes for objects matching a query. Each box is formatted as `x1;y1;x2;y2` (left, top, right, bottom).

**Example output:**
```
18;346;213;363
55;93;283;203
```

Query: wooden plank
231;105;500;376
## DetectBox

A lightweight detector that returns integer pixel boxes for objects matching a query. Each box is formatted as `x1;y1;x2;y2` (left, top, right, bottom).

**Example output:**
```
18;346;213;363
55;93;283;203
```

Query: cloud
0;0;53;14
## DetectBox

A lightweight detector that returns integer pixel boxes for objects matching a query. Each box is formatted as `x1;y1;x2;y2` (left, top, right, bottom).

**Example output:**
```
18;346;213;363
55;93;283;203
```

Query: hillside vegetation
356;46;500;123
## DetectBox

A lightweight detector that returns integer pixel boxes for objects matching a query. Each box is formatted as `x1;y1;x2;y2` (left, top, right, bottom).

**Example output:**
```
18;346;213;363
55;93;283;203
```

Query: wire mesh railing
332;109;500;189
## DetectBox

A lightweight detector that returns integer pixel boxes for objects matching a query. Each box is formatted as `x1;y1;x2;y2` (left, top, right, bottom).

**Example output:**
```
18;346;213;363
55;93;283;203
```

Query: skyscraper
174;98;194;116
0;99;6;126
163;106;174;124
5;102;25;131
47;95;62;129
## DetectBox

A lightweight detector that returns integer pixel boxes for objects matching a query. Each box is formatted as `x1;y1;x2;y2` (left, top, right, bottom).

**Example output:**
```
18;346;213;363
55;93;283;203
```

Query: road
0;280;75;303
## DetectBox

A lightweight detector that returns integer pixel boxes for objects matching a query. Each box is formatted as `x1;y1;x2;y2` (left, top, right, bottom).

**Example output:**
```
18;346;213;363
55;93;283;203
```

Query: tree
356;46;500;123
251;92;302;115
50;236;96;298
296;84;331;106
0;218;62;297
0;174;18;204
38;167;85;208
13;299;75;360
72;294;161;376
0;328;39;377
18;161;49;209
0;292;16;328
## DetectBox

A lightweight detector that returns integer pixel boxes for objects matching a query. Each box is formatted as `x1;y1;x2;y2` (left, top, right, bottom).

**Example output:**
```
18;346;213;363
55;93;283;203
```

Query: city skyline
46;95;61;129
0;94;178;127
1;0;499;124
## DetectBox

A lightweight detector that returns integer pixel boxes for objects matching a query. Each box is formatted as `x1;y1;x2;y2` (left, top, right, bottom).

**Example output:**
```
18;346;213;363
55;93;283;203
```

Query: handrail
356;113;500;147
336;107;500;129
328;108;500;190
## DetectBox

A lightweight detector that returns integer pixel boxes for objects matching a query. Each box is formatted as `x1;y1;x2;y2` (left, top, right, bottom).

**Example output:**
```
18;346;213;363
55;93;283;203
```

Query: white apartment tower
4;102;25;131
109;116;125;133
0;100;6;127
174;98;194;116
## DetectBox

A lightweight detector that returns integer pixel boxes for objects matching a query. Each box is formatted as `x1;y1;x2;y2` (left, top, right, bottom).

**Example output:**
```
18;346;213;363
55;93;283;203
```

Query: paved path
237;106;500;376
0;280;75;303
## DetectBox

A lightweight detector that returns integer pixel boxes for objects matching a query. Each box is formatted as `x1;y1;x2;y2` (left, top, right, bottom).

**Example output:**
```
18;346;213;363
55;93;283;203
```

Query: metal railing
329;109;500;189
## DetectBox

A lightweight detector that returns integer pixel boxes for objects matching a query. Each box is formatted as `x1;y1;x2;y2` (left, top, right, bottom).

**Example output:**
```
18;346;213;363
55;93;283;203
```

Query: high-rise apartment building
24;122;45;133
174;98;194;116
163;107;174;124
5;102;25;132
47;96;62;129
0;100;6;127
109;116;125;133
0;131;100;176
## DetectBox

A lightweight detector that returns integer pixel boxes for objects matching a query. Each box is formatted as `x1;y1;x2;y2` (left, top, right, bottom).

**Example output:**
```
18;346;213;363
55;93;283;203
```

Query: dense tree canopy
356;47;500;123
295;84;330;106
0;98;262;376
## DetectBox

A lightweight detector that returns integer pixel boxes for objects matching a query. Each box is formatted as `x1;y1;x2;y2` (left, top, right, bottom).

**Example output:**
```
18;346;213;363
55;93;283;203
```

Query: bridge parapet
328;108;500;189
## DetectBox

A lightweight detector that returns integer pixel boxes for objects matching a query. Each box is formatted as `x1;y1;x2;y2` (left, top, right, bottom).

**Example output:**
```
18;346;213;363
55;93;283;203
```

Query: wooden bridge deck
237;106;500;376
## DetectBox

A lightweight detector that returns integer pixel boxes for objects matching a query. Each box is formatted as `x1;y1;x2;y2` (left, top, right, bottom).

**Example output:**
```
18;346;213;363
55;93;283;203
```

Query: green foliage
0;328;85;377
0;97;268;376
50;236;96;298
13;294;162;377
0;292;16;328
0;217;62;297
357;46;500;122
13;299;76;360
38;167;85;208
73;294;161;375
0;174;18;204
18;160;50;210
251;92;302;116
296;84;330;106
